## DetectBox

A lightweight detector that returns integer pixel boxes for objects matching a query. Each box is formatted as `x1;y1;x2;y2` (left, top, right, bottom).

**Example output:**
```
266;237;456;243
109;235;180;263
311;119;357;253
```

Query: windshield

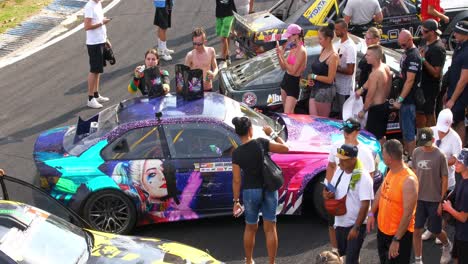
232;49;281;87
0;212;89;264
63;104;119;156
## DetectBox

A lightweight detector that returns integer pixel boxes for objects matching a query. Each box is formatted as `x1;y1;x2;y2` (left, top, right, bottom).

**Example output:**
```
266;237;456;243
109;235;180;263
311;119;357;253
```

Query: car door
163;122;238;216
100;126;182;218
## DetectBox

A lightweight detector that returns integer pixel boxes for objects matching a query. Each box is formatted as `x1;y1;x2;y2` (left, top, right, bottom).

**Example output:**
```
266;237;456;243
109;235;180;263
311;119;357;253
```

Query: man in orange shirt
421;0;449;24
367;139;418;264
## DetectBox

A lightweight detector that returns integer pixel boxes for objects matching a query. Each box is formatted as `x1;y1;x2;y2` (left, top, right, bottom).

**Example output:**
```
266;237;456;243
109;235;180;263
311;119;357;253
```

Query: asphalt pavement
0;0;451;263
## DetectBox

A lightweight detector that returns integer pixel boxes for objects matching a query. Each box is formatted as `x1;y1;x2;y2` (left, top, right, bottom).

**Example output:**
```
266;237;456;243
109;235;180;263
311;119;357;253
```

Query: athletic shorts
452;239;468;261
310;85;336;103
280;72;300;99
400;103;416;141
415;200;443;234
154;7;171;29
366;102;390;140
216;16;234;38
243;188;278;224
452;99;467;124
87;43;105;74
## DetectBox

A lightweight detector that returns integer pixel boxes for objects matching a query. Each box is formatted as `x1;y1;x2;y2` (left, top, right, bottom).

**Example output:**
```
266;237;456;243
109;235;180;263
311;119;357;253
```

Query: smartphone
321;181;336;193
234;205;244;218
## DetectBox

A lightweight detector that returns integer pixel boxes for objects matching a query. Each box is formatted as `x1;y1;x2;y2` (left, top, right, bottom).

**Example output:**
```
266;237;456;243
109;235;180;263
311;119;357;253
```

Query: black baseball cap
422;19;442;35
454;21;468;35
416;127;434;147
340;118;361;133
336;144;359;160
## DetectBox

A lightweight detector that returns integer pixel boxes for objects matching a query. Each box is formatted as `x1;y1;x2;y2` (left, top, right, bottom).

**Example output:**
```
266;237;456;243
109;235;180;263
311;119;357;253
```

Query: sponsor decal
267;93;282;105
196;162;232;172
242;92;257;107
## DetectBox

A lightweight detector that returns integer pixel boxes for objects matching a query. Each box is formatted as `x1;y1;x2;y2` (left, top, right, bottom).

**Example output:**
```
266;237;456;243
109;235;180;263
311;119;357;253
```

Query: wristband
312;74;317;80
397;96;404;103
270;132;278;140
392;236;400;242
367;212;374;217
421;57;426;63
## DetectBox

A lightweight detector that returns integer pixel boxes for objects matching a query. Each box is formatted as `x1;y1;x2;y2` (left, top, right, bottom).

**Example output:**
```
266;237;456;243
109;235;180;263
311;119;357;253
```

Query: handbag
256;139;284;191
324;170;349;216
103;40;116;66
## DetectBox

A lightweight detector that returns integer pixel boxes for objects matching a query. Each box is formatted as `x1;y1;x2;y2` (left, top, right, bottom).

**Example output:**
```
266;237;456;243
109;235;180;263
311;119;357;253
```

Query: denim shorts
243;188;278;224
400;103;416;141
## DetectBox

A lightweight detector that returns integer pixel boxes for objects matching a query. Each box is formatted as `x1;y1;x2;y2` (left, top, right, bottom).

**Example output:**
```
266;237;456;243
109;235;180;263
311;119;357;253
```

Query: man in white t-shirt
84;0;111;109
323;144;374;263
325;117;375;251
422;109;463;243
334;19;357;118
343;0;383;26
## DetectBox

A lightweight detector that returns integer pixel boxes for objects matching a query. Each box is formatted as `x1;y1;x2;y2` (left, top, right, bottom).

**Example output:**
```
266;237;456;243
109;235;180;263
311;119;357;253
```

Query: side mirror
113;139;129;153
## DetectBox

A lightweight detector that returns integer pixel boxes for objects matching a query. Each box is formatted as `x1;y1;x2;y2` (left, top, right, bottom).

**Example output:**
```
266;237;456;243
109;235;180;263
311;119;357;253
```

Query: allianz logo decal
267;94;282;104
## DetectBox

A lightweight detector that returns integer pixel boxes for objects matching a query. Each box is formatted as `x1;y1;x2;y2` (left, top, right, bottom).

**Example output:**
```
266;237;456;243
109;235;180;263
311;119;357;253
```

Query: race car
34;93;384;234
219;34;453;137
233;0;468;57
0;175;222;264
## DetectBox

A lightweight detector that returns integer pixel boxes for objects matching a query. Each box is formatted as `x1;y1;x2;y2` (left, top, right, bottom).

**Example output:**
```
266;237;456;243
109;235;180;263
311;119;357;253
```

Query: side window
102;126;164;160
380;0;415;17
165;124;236;159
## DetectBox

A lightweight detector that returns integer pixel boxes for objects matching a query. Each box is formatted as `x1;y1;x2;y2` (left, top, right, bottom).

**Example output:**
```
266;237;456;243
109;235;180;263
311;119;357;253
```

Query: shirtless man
356;44;392;145
184;27;219;91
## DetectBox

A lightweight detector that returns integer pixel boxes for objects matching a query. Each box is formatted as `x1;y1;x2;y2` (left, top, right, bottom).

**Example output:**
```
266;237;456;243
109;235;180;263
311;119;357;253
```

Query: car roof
117;92;238;124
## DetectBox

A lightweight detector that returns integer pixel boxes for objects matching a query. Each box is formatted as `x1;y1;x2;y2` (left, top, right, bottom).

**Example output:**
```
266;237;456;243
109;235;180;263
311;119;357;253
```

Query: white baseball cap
436;109;453;133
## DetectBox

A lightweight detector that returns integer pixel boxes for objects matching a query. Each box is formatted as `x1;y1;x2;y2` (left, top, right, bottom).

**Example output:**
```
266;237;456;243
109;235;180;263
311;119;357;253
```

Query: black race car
233;0;468;57
219;34;453;137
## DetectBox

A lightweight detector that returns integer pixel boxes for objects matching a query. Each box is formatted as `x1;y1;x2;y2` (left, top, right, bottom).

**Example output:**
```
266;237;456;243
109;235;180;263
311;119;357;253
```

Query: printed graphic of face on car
189;77;202;92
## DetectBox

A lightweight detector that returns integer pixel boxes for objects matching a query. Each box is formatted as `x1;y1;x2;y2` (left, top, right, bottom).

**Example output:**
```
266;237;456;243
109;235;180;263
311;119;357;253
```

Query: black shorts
452;239;468;261
280;72;300;99
377;229;413;264
154;7;171;29
419;94;437;114
87;43;105;74
414;200;442;234
327;214;334;227
452;99;467;124
366;102;389;140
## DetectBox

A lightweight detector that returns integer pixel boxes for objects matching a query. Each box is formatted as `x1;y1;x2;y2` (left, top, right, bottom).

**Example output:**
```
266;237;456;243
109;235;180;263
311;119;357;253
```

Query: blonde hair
366;27;382;39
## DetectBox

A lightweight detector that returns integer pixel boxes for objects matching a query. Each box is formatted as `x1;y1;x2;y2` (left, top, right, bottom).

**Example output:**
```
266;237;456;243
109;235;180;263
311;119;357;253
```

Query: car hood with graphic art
0;200;222;264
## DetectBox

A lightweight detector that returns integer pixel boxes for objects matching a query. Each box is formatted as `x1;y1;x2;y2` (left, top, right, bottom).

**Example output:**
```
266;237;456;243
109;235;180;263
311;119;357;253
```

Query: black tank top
311;55;331;88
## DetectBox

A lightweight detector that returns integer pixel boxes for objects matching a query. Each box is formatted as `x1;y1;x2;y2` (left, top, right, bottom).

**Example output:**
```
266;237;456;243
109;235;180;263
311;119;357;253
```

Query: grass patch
0;0;53;34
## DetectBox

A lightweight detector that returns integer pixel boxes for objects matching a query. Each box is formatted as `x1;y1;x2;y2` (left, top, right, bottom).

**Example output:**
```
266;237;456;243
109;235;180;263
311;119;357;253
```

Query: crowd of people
80;0;468;263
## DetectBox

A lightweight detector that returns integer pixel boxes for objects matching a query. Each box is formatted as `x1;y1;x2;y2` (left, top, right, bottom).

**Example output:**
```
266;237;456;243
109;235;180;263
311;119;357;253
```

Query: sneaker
421;230;433;240
87;98;103;109
159;50;172;61
226;57;231;66
158;48;174;56
165;48;174;54
218;61;227;69
440;240;452;264
435;237;442;244
96;95;109;103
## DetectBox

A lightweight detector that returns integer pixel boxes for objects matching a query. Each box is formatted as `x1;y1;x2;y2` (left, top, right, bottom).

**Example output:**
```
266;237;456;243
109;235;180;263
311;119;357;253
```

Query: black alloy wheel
82;190;136;234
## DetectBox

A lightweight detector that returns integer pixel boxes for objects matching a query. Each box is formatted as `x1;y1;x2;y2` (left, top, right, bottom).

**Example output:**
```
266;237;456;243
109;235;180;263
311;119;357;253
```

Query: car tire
448;30;457;51
82;189;137;234
312;173;328;221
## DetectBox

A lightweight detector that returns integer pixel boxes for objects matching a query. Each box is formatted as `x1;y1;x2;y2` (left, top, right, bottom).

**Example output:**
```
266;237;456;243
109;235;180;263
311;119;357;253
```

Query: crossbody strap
334;170;352;194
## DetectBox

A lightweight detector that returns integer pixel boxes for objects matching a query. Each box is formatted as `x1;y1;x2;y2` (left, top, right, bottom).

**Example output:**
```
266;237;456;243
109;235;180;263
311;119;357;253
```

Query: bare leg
316;102;332;117
284;96;297;114
244;223;258;264
328;226;338;249
426;113;436;127
95;73;101;94
158;28;167;42
454;121;466;147
87;72;99;97
221;37;229;59
249;0;254;13
309;99;318;116
435;230;449;244
281;89;287;111
263;220;278;264
413;228;423;259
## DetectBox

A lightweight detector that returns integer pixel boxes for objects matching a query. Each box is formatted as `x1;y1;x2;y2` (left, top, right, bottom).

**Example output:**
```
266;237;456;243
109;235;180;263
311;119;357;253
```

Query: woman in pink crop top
276;24;307;114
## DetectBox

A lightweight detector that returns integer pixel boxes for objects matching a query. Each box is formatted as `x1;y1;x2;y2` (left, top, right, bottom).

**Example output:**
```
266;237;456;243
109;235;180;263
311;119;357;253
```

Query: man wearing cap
445;21;468;146
416;19;446;129
421;109;463;243
367;139;418;264
326;118;375;251
411;127;451;264
333;19;357;119
323;144;374;263
421;0;449;24
442;148;468;263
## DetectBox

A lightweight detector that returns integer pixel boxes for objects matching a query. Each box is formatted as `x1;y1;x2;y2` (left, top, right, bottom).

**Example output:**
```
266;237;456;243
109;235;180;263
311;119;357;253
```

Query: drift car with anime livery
34;93;384;234
219;34;453;137
0;175;222;264
233;0;468;57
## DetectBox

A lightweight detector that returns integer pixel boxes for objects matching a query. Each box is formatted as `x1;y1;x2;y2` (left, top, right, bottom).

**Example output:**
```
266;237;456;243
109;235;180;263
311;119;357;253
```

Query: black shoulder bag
256;139;284;191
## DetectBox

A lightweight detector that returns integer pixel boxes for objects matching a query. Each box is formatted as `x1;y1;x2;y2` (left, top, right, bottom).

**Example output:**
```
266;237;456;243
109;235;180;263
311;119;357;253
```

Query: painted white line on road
0;0;121;69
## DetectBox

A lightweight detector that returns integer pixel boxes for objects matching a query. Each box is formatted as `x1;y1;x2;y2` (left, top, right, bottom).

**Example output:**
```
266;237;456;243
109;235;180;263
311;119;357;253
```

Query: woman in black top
231;117;288;264
307;23;339;117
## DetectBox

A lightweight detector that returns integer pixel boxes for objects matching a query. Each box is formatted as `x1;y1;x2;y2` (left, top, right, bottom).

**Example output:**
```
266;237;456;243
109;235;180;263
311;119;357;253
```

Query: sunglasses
422;29;431;34
193;42;204;46
436;139;442;148
342;120;358;130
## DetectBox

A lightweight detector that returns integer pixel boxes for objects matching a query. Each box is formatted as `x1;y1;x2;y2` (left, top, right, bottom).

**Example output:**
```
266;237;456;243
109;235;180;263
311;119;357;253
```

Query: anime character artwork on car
34;93;383;234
